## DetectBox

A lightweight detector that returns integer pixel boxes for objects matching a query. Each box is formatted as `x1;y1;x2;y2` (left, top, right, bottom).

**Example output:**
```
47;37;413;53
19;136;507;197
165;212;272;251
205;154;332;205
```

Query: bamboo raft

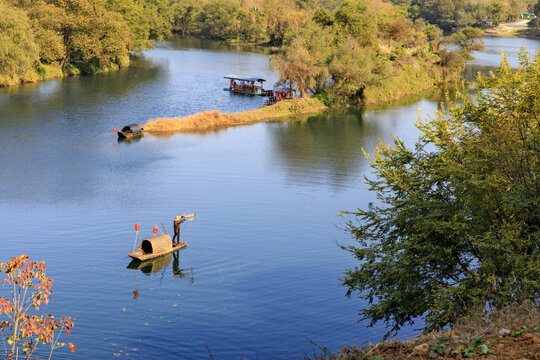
128;234;186;261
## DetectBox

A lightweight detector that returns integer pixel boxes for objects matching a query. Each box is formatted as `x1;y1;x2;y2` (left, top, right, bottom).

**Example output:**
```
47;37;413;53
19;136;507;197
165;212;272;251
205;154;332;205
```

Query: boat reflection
127;252;194;284
117;133;144;144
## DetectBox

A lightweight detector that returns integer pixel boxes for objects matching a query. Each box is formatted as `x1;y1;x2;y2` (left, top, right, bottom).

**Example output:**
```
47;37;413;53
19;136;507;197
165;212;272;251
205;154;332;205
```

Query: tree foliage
0;255;75;359
341;50;540;336
445;26;485;60
0;0;174;84
272;0;473;103
0;1;39;84
168;0;310;45
391;0;536;32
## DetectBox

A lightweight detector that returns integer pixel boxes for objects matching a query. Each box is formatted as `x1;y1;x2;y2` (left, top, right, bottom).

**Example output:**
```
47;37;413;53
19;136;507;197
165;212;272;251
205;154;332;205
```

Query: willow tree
271;20;334;97
341;50;540;336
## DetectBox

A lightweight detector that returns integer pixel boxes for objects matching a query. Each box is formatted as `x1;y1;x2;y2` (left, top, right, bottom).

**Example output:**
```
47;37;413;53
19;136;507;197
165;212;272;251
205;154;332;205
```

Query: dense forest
390;0;538;32
0;0;538;88
0;0;173;86
271;0;485;104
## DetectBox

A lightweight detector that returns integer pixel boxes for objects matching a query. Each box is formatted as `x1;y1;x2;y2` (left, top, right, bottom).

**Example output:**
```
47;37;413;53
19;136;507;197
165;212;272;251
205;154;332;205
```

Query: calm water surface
0;37;537;359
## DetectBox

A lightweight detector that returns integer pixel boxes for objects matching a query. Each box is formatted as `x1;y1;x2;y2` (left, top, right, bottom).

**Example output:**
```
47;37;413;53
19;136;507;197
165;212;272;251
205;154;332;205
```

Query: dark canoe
118;124;144;138
127;234;187;261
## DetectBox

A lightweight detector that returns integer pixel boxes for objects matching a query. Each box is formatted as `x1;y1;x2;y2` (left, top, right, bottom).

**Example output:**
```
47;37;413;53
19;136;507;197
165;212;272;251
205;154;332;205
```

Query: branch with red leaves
0;255;75;360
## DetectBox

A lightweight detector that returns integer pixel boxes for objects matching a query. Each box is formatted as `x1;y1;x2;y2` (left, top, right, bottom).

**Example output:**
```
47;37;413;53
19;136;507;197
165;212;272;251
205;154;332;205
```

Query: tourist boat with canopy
264;87;296;106
223;75;273;96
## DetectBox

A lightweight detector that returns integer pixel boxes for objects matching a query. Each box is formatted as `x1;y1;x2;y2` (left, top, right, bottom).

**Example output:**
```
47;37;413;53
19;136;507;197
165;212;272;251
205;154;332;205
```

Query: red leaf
69;342;76;352
66;327;71;335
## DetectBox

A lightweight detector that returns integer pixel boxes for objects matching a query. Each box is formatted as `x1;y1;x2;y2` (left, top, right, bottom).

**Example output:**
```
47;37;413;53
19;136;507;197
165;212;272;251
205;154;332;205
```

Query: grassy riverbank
309;302;540;360
484;20;540;38
144;97;327;134
0;58;130;87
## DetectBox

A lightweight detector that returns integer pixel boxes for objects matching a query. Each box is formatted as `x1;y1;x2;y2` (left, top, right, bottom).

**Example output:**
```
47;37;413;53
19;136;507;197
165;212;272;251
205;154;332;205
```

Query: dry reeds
143;110;247;133
143;98;328;135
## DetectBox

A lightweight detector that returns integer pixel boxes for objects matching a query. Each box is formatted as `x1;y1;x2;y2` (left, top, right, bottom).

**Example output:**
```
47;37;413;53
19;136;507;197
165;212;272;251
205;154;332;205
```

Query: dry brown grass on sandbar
143;110;247;133
143;98;328;134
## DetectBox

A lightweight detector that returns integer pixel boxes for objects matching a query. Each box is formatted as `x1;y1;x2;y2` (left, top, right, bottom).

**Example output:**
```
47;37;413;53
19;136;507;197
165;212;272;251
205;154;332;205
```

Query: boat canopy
121;124;143;134
140;235;172;255
224;75;266;83
273;87;294;93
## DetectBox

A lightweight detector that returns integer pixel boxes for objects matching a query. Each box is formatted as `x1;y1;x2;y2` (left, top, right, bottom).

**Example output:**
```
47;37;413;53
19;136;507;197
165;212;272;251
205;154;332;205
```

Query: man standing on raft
172;213;195;246
172;215;185;246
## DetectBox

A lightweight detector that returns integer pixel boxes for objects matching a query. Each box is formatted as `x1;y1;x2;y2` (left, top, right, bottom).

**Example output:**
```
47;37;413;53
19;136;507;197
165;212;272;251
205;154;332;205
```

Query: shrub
0;255;75;359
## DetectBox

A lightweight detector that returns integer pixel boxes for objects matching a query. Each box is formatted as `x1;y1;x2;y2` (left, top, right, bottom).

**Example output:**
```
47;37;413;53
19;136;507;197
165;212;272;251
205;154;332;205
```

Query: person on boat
172;215;185;245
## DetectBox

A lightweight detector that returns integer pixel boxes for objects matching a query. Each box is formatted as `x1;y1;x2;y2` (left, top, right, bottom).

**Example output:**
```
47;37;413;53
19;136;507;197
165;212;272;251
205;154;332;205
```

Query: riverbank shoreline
484;20;540;38
0;56;131;88
310;302;540;360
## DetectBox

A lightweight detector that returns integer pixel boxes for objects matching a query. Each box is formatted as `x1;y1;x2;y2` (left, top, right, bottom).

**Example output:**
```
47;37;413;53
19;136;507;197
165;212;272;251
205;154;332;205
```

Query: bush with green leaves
341;49;540;336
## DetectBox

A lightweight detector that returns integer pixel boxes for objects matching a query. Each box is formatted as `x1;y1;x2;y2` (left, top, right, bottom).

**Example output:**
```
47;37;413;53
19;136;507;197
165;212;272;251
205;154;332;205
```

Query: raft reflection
127;252;194;284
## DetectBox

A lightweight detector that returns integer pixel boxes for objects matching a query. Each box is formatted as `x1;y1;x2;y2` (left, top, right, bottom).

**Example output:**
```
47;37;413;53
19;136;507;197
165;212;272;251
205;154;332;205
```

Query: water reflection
469;37;539;68
117;134;144;144
365;87;453;111
164;36;271;55
0;56;163;127
463;64;498;80
127;252;194;283
268;109;373;188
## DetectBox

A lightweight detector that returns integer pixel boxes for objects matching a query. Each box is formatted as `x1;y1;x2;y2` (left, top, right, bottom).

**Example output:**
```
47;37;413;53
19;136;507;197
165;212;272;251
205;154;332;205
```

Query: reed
144;98;327;134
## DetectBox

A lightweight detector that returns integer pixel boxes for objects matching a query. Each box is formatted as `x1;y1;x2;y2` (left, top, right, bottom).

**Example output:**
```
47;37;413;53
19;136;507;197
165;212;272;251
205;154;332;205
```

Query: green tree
171;1;195;36
0;0;39;84
106;0;159;50
59;0;133;73
271;20;333;96
445;26;485;60
341;50;540;336
27;1;67;64
328;37;375;100
334;0;375;46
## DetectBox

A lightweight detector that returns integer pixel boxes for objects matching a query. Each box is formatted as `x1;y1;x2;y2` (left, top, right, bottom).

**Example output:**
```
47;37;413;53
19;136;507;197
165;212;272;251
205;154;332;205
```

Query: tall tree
0;0;39;84
341;50;540;336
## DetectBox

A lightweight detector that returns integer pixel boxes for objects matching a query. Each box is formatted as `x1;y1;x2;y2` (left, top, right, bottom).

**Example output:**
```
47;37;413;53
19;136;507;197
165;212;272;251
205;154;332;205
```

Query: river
0;37;537;359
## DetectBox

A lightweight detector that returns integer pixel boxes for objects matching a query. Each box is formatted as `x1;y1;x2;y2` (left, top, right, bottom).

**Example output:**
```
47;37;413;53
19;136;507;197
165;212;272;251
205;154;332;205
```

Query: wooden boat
118;124;144;138
223;75;272;96
263;87;296;106
127;234;186;261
